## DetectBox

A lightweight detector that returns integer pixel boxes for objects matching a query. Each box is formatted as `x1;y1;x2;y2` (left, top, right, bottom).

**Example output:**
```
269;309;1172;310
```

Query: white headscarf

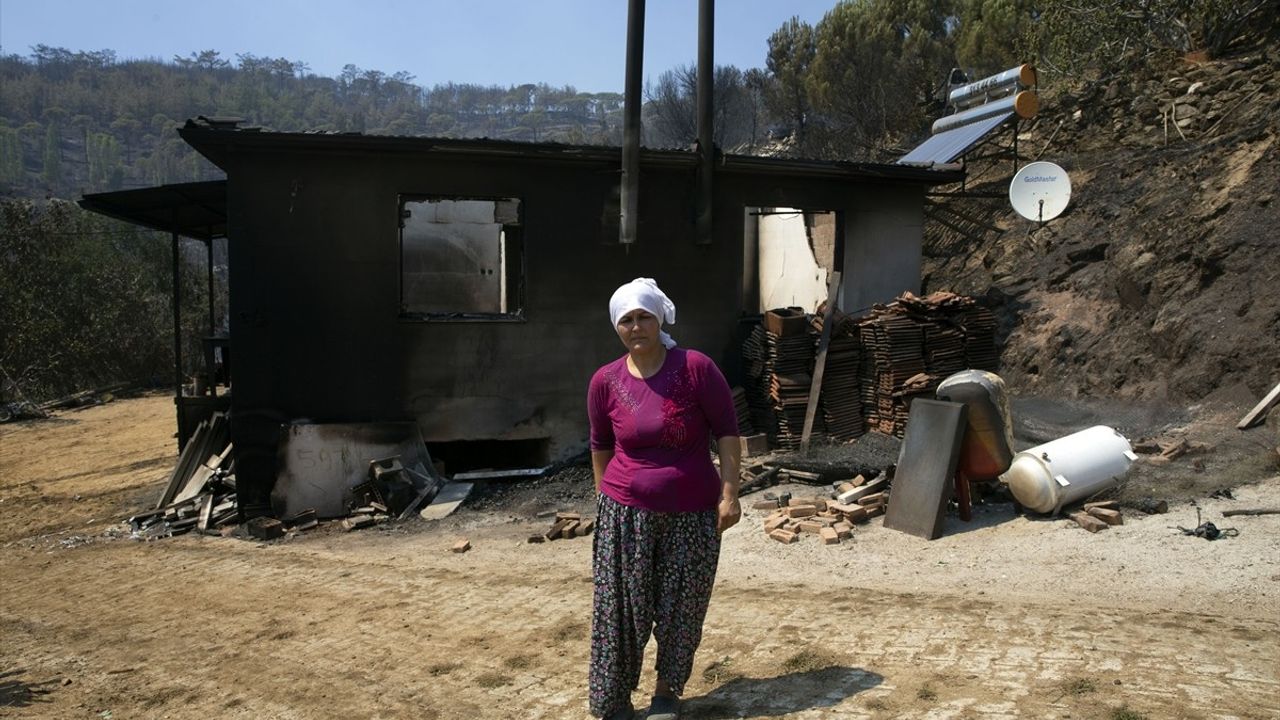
609;277;677;349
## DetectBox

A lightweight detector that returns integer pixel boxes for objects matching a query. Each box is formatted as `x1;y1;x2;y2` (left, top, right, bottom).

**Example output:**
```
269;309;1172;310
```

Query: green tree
954;0;1037;76
87;132;123;189
0;126;24;186
765;16;817;147
806;0;958;160
42;123;62;185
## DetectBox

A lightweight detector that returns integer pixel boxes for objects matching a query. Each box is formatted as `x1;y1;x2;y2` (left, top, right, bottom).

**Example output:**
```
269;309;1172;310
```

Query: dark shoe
646;694;680;720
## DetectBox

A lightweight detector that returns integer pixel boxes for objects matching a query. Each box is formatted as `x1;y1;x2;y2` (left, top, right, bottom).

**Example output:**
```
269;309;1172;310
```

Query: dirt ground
2;392;1279;719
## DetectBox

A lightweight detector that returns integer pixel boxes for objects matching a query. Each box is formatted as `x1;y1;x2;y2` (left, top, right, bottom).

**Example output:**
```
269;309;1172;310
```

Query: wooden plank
1237;381;1280;429
801;270;842;453
419;482;474;521
1221;508;1280;517
882;399;968;540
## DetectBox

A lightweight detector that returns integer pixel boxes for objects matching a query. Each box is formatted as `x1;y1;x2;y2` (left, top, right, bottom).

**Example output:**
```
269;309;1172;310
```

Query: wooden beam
1237;381;1280;429
801;271;842;453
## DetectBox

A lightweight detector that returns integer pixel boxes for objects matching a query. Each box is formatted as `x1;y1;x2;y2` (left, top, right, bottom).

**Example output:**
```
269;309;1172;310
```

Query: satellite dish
1010;161;1071;222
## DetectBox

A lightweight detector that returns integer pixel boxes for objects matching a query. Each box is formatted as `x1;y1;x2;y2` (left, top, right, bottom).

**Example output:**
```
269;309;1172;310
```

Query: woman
587;277;741;720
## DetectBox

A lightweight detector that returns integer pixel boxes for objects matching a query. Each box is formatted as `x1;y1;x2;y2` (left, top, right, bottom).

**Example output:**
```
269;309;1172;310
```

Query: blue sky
0;0;839;93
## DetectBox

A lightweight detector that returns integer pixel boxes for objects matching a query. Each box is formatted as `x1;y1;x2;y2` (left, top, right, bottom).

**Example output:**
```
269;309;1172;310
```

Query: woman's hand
717;495;741;535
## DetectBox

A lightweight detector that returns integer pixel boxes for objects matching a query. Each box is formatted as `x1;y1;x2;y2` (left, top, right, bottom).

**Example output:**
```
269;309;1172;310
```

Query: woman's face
615;308;661;354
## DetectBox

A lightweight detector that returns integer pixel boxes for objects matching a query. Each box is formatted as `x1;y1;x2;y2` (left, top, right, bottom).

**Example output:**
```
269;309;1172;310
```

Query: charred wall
215;140;932;513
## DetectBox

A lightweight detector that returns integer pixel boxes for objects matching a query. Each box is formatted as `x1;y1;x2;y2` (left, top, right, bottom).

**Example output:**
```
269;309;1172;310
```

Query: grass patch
427;662;462;676
917;685;938;701
475;671;511;688
502;655;533;670
1111;706;1148;720
780;647;840;674
865;698;889;711
551;620;587;643
701;657;741;685
1061;676;1098;696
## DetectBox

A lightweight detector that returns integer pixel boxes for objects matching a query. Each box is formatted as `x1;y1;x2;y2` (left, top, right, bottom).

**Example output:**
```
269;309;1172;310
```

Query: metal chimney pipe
620;0;645;245
695;0;714;244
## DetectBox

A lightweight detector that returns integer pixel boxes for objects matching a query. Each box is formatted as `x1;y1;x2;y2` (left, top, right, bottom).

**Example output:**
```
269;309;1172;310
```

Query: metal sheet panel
897;112;1013;166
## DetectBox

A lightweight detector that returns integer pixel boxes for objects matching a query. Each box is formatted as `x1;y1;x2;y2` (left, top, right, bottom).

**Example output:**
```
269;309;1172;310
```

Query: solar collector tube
932;91;1038;135
948;64;1037;109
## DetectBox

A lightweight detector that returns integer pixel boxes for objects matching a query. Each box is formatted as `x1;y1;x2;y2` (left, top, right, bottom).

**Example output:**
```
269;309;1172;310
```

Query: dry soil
2;393;1279;719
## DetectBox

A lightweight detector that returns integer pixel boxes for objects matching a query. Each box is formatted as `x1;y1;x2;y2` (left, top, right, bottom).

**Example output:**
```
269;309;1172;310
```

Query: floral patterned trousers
588;493;721;717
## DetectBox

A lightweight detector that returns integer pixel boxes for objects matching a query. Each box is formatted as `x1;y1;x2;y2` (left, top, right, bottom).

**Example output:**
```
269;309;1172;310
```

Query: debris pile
754;475;889;545
130;412;239;539
858;292;998;436
529;511;595;542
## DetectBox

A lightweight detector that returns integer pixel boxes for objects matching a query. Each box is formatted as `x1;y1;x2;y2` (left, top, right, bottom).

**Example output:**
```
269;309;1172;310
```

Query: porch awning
78;180;227;242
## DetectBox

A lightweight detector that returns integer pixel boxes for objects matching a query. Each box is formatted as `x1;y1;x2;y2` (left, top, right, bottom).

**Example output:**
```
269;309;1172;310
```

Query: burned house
82;120;959;517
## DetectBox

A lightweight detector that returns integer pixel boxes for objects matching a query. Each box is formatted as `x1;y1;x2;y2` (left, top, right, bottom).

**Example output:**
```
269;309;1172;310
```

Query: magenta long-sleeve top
588;347;739;513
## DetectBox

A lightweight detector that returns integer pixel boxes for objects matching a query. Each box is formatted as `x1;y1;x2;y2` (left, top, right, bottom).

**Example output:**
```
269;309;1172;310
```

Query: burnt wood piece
882;399;968;540
1221;508;1280;517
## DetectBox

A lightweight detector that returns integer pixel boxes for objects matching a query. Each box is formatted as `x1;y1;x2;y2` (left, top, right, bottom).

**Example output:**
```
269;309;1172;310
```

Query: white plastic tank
1000;426;1138;514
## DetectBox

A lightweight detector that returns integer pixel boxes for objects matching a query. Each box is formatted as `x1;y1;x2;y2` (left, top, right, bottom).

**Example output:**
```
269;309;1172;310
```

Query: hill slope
924;46;1280;404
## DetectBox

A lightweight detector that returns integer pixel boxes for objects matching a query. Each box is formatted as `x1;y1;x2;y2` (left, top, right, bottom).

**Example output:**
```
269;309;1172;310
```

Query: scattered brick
1086;507;1123;525
764;516;790;533
855;492;886;506
768;529;798;544
451;538;471;553
819;527;840;545
1069;511;1108;533
786;505;817;519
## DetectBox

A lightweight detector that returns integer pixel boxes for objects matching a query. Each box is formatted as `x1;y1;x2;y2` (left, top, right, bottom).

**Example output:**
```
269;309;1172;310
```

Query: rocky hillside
923;45;1280;405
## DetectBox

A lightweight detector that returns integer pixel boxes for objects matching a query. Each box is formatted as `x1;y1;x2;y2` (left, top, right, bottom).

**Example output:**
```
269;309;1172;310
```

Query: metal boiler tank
1000;426;1138;514
936;370;1016;482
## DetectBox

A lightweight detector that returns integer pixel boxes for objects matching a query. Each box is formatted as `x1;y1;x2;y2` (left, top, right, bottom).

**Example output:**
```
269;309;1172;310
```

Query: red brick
819;527;840;545
768;529;798;544
786;505;817;519
856;492;885;506
451;538;471;553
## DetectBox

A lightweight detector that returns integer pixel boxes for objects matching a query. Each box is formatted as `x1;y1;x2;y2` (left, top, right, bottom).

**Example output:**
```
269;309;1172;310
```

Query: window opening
399;196;524;320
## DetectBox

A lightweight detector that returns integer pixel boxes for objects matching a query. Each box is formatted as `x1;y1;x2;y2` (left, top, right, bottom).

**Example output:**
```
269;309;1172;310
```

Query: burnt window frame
397;194;527;323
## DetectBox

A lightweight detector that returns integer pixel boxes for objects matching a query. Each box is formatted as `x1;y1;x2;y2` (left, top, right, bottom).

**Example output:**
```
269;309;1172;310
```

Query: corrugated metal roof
897;112;1013;166
177;123;961;186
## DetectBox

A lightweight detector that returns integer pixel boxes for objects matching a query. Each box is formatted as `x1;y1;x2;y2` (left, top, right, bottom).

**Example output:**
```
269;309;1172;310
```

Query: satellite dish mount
1010;161;1072;225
